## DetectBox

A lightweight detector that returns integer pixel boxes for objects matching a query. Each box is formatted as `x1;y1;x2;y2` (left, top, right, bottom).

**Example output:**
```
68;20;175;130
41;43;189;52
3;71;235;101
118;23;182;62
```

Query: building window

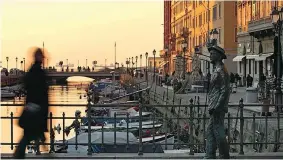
234;27;237;42
219;2;221;18
199;35;202;46
203;12;206;24
234;2;237;16
196;17;198;27
213;5;217;20
208;9;211;22
218;28;221;44
199;14;202;26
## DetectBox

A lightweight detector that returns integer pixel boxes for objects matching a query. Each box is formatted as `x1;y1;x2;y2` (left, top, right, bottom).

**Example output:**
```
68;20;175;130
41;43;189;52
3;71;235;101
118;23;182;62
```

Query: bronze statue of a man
205;45;230;159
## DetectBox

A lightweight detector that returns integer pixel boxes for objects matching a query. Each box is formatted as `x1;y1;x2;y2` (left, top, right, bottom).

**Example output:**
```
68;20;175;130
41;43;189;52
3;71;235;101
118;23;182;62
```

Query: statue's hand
209;108;215;115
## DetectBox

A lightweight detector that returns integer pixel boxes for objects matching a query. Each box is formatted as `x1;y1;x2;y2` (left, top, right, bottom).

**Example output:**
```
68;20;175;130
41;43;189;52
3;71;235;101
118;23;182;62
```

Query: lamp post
6;57;9;71
86;59;88;69
126;58;129;73
16;57;18;70
23;58;25;72
181;41;187;80
271;7;283;112
208;28;219;73
20;61;23;71
164;47;168;75
210;28;219;46
135;56;138;71
132;57;134;70
145;52;148;85
153;49;156;83
140;54;142;78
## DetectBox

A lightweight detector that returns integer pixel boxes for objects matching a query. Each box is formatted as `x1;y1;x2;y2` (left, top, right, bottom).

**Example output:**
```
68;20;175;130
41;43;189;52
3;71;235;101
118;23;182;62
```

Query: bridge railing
0;97;282;156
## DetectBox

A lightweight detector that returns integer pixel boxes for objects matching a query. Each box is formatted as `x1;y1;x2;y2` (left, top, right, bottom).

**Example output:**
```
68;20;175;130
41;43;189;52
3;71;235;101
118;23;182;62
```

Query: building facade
235;1;281;86
148;57;164;73
163;1;238;76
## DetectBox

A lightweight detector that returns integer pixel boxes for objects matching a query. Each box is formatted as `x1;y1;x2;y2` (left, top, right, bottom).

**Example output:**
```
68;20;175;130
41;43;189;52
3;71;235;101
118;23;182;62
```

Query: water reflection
1;77;93;153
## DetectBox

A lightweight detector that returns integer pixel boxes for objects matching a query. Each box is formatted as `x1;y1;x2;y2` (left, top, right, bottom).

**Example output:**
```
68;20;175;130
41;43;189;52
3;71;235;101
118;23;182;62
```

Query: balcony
248;17;273;34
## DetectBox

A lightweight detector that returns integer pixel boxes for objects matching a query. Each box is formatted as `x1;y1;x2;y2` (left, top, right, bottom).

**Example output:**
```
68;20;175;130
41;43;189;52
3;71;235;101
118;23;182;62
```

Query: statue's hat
207;45;227;59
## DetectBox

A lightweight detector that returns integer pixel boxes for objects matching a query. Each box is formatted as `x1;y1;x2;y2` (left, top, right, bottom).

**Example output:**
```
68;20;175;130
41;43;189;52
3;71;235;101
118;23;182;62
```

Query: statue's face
210;49;221;64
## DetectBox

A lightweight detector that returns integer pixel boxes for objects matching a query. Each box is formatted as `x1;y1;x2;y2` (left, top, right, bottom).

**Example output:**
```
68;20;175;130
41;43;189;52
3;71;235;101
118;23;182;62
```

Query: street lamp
270;6;283;112
23;58;25;72
145;52;148;85
126;58;129;73
164;47;168;75
16;57;18;69
153;49;156;83
135;56;138;71
6;57;9;71
132;57;134;70
140;54;142;78
210;28;219;46
181;40;187;79
20;61;23;71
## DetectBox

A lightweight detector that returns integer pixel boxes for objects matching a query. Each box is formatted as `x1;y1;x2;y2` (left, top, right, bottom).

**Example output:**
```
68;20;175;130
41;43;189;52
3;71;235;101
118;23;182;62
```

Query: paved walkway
2;152;283;159
137;75;276;114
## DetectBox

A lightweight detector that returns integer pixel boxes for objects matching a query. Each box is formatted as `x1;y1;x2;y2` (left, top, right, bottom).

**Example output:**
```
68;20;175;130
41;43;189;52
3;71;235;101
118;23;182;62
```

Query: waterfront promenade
1;76;283;159
2;152;283;159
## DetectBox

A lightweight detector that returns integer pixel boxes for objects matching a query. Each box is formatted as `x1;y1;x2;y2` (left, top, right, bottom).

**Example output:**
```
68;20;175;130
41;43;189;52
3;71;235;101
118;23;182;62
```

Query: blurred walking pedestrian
14;47;49;159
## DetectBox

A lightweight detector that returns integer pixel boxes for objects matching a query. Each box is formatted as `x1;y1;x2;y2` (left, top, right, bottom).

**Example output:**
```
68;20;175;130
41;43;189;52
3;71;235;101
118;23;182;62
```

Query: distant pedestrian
14;47;49;159
247;74;253;87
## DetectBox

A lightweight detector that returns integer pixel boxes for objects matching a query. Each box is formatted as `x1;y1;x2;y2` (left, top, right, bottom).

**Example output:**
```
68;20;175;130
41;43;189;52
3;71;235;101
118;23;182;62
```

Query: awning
158;61;169;68
233;55;246;62
255;53;273;61
246;55;259;59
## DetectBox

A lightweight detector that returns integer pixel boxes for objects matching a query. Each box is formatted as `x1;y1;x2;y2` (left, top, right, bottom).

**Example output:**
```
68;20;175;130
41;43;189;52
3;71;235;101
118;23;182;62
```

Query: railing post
177;99;181;150
227;112;231;150
164;113;168;150
197;96;200;124
276;112;280;152
138;92;143;156
87;100;92;155
152;110;156;151
10;112;14;150
75;113;78;150
126;113;129;151
49;112;55;153
239;98;244;155
265;111;268;149
253;113;256;149
114;113;117;148
101;116;105;151
62;112;65;145
189;98;194;155
203;113;206;152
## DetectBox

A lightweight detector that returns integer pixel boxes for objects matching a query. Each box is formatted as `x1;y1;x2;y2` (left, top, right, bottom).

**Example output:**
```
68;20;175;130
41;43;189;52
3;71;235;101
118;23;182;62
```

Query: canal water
0;77;94;153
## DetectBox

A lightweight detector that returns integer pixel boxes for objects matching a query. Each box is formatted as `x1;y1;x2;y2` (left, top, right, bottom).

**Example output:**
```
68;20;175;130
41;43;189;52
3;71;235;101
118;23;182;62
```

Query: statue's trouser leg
213;112;230;159
205;117;217;159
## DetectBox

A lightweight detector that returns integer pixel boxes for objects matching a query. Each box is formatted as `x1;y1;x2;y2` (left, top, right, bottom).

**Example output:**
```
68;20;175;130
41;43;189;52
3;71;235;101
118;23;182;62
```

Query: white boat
140;134;175;150
80;123;163;131
1;89;16;98
54;131;174;153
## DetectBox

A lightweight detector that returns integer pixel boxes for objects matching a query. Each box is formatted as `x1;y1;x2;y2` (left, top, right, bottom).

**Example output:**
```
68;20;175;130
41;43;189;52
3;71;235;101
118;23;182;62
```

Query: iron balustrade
1;96;283;156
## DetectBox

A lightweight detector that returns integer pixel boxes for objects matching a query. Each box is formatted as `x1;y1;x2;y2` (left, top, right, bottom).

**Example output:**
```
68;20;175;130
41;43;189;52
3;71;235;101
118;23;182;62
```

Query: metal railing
1;93;283;156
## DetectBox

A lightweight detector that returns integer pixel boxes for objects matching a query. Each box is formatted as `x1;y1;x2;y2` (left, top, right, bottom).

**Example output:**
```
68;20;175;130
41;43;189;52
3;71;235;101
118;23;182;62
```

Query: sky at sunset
1;0;163;69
